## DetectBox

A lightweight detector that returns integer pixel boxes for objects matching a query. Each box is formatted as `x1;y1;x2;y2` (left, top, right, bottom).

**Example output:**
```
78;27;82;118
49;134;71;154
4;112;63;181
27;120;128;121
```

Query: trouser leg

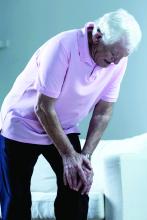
0;134;4;202
0;135;4;195
42;133;89;220
0;137;40;220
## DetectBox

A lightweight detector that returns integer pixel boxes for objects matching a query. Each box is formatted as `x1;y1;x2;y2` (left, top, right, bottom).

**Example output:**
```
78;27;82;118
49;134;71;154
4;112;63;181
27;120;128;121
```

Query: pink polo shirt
0;22;128;145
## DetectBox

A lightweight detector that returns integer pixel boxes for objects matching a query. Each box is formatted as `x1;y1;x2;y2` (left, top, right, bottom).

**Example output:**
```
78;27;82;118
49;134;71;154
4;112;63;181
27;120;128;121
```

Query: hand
77;164;94;195
82;165;94;194
62;151;92;191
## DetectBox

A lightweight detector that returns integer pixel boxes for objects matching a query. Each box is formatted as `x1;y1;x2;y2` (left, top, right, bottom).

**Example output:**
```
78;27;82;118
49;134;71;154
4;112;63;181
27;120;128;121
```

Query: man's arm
35;93;91;191
81;99;114;157
35;93;75;156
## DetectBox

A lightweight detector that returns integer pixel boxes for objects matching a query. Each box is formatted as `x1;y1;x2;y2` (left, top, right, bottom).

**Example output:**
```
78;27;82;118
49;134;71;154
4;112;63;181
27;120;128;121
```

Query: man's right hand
62;151;92;191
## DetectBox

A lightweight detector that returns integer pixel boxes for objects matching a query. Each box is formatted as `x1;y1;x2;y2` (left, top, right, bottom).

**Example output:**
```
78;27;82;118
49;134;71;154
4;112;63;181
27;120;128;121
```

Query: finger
81;179;92;195
82;166;94;182
71;170;78;190
82;167;92;180
63;171;67;186
86;179;93;194
85;186;91;195
81;183;89;195
81;174;93;194
76;179;83;191
77;167;87;185
65;168;73;189
82;157;92;170
82;166;91;174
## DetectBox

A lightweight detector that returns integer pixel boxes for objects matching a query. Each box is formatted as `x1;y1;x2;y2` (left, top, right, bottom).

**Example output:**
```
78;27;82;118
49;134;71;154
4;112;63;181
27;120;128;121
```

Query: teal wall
0;0;146;139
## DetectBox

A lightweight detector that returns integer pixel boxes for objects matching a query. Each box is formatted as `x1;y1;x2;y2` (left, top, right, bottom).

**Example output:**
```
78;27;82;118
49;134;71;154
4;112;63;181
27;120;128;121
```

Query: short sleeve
101;57;128;102
34;39;69;98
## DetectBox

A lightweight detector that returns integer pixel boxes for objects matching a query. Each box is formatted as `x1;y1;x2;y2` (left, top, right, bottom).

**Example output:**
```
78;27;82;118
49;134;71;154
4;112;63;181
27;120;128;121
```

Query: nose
111;55;120;64
111;57;115;62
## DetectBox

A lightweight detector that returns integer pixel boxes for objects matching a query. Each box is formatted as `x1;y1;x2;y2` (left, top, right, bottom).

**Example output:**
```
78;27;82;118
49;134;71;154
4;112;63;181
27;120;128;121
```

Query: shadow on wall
104;196;115;220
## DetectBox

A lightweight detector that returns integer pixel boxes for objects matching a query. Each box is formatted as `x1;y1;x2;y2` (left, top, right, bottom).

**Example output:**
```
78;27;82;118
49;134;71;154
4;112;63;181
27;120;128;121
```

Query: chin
96;62;109;68
95;58;110;68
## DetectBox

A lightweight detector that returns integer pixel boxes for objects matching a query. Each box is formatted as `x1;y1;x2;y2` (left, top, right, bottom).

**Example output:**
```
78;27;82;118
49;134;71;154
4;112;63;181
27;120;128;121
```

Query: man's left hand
76;163;94;195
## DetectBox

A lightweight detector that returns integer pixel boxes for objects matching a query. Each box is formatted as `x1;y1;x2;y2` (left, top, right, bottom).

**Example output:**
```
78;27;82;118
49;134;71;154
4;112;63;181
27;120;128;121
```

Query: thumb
82;156;92;170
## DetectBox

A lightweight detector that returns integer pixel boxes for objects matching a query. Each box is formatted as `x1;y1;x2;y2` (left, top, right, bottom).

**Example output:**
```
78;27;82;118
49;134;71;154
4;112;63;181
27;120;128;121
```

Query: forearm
82;114;112;155
35;107;75;156
82;101;113;157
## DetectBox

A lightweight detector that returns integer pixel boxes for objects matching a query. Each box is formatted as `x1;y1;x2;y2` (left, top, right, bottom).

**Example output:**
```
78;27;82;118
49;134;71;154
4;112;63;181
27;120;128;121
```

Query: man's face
89;32;129;68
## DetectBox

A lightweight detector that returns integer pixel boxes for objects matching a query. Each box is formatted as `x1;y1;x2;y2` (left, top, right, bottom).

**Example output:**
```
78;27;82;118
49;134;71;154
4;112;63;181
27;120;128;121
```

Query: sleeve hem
36;87;60;98
101;97;118;102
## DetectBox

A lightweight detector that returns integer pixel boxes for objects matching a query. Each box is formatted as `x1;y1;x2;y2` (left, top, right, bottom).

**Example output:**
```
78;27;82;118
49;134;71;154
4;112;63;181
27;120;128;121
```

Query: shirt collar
77;22;96;66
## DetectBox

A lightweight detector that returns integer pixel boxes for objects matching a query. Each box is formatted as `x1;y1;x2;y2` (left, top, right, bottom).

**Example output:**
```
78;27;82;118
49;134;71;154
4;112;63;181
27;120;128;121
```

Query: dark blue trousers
0;133;89;220
0;134;5;219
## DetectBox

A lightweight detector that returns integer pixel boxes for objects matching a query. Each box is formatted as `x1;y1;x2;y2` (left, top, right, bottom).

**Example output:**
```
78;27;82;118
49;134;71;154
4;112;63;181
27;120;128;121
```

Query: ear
87;26;94;45
96;28;103;39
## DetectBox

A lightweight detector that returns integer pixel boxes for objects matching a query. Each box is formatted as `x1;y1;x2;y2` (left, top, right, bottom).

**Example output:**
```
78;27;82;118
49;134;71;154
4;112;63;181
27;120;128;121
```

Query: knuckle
75;164;79;169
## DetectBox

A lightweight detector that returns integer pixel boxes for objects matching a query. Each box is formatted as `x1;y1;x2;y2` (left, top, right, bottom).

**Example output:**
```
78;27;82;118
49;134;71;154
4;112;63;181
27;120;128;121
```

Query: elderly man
0;8;141;220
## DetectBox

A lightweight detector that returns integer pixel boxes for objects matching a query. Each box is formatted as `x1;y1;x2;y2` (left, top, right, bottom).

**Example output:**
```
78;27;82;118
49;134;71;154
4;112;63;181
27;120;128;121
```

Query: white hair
93;9;142;54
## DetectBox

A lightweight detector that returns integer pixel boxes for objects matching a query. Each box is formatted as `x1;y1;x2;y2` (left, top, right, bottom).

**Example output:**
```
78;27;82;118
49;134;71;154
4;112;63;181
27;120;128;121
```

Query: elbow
103;114;112;122
101;110;113;121
93;111;113;123
34;102;56;119
34;94;57;119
